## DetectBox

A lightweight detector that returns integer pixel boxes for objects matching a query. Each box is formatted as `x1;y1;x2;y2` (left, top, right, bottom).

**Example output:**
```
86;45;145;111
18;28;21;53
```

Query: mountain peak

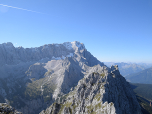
63;41;85;51
0;41;142;114
40;65;142;114
1;42;14;48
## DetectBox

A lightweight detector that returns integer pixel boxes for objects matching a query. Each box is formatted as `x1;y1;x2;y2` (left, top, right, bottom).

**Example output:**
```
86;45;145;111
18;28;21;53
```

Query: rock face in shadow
40;65;142;114
0;103;22;114
0;41;142;114
0;41;103;66
0;41;104;114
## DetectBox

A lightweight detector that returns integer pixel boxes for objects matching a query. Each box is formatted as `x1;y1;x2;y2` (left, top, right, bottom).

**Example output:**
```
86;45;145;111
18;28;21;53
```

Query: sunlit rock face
0;41;142;114
0;41;105;114
0;41;85;66
40;65;142;114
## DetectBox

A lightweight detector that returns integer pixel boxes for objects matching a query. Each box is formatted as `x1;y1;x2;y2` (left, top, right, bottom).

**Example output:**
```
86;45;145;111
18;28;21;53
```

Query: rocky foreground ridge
40;65;142;114
0;103;22;114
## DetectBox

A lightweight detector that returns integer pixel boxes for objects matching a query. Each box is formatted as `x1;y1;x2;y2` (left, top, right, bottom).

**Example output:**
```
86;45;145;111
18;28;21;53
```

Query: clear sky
0;0;152;63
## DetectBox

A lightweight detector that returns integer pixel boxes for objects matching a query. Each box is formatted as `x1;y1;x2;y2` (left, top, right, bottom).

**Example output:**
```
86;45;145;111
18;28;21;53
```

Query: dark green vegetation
137;95;152;114
23;77;56;102
126;67;152;84
0;103;17;114
0;75;56;110
130;83;152;114
0;95;4;103
131;83;152;100
25;78;45;100
0;77;27;108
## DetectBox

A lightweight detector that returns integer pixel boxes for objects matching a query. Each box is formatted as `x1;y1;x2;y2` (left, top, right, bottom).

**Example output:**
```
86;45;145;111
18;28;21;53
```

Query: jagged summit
0;41;85;50
0;41;86;66
40;65;142;114
63;41;85;50
0;41;141;114
0;41;104;114
1;42;14;47
0;103;22;114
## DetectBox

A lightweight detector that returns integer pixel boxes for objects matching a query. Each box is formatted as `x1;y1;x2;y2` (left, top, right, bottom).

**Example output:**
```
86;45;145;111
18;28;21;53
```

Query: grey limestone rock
0;103;22;114
0;41;141;114
0;41;104;114
40;65;142;114
0;41;90;66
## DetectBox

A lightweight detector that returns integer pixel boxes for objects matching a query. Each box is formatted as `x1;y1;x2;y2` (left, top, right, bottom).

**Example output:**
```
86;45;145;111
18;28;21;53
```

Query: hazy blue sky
0;0;152;63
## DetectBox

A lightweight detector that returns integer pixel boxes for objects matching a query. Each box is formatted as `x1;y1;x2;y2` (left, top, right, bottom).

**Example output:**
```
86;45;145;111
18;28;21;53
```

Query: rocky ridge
0;41;86;66
0;103;22;114
0;41;142;114
0;41;104;114
40;65;142;114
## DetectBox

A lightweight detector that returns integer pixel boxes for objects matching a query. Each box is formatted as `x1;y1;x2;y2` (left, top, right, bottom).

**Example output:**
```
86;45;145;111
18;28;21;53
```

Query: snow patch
52;56;62;60
51;53;74;60
71;41;81;48
61;41;86;50
67;53;73;57
55;44;60;47
62;55;66;59
56;57;61;60
63;42;72;50
52;56;56;59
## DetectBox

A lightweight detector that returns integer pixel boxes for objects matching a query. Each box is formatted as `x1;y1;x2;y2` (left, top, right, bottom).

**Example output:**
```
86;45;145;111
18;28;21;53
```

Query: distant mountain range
104;62;152;77
126;67;152;84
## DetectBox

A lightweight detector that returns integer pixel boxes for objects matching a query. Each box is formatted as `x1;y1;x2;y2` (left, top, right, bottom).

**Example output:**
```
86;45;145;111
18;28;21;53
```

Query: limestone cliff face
0;41;141;114
0;41;102;67
0;41;104;114
0;103;22;114
40;65;142;114
0;42;75;65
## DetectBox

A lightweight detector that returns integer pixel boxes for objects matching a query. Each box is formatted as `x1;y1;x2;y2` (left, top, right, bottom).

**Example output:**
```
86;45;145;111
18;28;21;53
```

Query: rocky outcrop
0;41;141;114
40;65;142;114
104;62;150;77
0;103;22;114
0;41;105;114
0;41;87;66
